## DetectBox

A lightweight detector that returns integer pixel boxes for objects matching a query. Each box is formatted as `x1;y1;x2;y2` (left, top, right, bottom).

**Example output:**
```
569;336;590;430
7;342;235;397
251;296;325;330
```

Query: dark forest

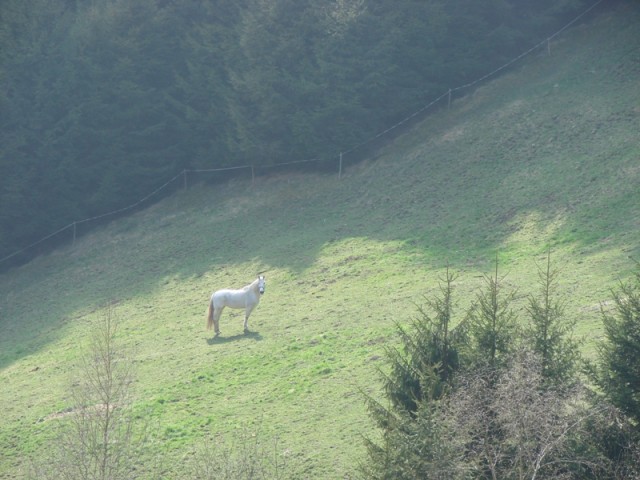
0;0;588;262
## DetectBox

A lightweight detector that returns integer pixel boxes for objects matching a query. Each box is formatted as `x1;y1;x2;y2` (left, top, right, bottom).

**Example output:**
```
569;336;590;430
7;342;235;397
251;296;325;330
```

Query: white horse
207;275;266;336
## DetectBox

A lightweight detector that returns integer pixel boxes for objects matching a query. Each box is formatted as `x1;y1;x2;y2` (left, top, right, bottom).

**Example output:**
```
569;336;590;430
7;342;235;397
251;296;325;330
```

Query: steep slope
0;3;639;478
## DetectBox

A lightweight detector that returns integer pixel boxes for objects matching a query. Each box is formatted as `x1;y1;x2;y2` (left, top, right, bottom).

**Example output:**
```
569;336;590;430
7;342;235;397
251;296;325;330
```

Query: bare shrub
188;424;297;480
449;349;606;480
30;307;158;480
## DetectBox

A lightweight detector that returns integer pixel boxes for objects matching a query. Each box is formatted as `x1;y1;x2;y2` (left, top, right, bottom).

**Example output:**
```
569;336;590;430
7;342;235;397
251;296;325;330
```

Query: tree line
362;255;640;479
0;0;590;265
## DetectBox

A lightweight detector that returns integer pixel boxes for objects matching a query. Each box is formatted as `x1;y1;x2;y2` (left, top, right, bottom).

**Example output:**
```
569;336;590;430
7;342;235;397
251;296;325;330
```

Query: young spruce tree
465;256;518;373
596;267;640;426
525;250;580;388
384;267;466;413
362;267;469;479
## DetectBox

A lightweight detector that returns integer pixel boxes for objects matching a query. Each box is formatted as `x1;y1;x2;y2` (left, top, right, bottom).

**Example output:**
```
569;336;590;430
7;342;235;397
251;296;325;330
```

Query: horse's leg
213;305;223;336
243;306;254;333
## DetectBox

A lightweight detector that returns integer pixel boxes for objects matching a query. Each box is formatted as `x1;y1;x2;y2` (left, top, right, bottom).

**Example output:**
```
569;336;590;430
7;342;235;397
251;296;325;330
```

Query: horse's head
258;275;266;295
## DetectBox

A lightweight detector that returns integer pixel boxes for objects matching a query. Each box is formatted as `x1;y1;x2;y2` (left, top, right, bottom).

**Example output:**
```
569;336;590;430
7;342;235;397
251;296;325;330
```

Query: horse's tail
206;298;214;330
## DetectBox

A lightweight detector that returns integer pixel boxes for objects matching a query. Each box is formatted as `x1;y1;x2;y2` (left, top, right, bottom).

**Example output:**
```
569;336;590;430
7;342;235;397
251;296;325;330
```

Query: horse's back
213;288;256;309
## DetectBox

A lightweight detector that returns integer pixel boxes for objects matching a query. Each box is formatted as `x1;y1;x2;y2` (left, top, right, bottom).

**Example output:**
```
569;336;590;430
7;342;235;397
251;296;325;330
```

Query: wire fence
0;0;605;267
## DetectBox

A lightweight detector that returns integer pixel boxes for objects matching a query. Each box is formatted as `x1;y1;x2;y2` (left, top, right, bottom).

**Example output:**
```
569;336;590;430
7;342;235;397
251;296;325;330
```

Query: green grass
1;4;640;478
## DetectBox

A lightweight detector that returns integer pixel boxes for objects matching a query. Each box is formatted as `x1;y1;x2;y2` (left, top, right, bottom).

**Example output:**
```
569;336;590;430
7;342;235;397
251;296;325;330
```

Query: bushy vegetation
0;0;591;263
593;266;640;426
363;258;640;479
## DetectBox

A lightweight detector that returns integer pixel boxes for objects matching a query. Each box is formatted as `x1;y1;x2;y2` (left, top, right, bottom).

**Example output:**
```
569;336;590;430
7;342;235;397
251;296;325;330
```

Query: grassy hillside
1;3;639;478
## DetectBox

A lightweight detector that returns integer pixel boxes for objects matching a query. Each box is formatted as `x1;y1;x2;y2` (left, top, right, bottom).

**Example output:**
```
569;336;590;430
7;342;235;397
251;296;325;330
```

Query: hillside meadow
1;4;639;478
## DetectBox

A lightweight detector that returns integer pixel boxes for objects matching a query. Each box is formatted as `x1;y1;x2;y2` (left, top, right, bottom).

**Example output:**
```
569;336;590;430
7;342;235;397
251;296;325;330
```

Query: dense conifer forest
1;0;589;264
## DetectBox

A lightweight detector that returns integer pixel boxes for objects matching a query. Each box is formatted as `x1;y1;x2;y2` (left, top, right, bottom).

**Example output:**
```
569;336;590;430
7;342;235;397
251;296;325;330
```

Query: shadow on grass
206;330;263;345
2;6;639;372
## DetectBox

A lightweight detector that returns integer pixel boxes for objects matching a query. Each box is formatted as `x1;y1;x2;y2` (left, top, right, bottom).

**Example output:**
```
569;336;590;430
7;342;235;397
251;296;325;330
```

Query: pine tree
466;256;518;372
596;267;640;426
382;267;466;414
362;267;469;479
525;250;580;387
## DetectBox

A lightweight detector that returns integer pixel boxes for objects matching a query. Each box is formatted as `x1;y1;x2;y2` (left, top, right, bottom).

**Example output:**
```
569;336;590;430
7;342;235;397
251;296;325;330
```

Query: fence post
72;222;77;246
338;152;343;180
